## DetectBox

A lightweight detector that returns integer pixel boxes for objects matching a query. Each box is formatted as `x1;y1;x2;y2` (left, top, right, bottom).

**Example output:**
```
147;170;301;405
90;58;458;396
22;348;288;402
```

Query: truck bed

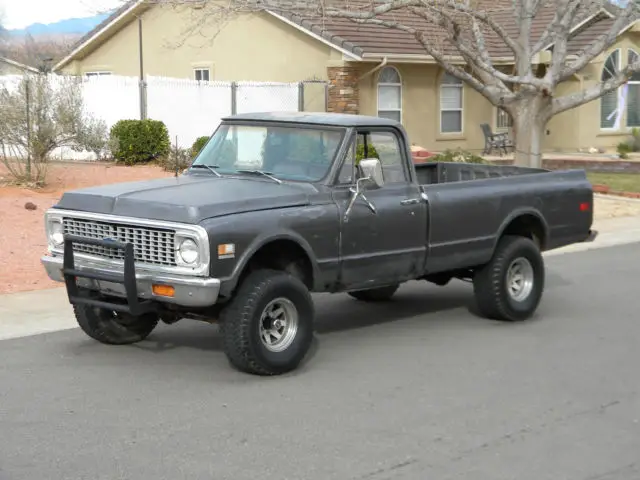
414;161;594;275
414;161;548;185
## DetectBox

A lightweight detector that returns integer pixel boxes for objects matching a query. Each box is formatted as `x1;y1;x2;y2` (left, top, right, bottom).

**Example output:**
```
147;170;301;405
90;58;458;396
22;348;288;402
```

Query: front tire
74;304;159;345
220;269;314;376
473;235;545;321
348;284;399;302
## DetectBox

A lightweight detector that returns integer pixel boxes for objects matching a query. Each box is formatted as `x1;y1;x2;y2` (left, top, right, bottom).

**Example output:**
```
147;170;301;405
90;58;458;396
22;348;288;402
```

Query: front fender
218;229;323;297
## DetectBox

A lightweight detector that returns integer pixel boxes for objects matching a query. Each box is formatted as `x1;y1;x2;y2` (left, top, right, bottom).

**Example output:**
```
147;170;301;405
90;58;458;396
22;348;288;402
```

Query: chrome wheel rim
259;298;299;352
506;257;535;302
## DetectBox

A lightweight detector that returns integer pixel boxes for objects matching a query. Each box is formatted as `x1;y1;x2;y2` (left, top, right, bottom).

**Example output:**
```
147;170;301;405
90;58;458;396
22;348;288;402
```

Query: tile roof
275;1;616;59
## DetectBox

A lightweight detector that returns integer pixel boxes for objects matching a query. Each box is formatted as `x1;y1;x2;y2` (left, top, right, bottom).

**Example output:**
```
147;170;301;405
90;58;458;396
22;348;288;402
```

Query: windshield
190;123;344;182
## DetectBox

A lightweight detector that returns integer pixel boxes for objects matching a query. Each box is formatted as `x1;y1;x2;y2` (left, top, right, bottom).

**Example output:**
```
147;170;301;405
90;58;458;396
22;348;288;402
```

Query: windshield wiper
236;169;282;184
190;164;222;177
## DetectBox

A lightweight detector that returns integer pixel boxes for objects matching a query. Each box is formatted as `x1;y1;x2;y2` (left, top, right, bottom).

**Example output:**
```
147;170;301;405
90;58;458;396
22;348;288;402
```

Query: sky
0;0;120;29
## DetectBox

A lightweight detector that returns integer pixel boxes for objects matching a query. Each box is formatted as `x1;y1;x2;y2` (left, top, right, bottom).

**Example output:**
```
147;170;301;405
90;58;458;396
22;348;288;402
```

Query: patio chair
480;123;514;156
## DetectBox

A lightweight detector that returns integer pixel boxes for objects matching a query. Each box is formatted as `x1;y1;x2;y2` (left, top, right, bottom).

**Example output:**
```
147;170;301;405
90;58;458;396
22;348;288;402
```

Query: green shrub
355;143;379;163
630;128;640;152
190;136;210;159
109;119;170;165
617;141;632;159
429;148;487;164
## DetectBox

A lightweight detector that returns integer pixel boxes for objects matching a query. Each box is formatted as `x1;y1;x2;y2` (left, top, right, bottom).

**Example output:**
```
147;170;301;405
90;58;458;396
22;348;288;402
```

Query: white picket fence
0;73;307;161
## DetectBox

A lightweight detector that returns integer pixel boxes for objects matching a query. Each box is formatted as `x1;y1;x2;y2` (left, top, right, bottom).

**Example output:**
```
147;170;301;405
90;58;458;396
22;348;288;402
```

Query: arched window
601;49;620;129
627;49;640;128
440;73;463;134
377;67;402;122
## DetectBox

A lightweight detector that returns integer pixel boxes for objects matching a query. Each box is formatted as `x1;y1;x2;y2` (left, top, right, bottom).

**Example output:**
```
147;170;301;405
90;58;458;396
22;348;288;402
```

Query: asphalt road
1;244;639;480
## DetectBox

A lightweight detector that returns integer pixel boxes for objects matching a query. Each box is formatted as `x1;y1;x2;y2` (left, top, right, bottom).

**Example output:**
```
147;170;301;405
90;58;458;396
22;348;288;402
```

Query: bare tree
0;74;108;185
0;34;75;72
125;0;640;166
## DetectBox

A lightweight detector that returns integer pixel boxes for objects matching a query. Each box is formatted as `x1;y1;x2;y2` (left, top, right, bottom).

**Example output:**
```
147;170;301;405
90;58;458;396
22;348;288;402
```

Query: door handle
400;198;420;206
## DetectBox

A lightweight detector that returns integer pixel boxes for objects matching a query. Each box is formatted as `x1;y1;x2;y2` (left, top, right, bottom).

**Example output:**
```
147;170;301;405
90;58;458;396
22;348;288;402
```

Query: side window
335;130;408;185
366;131;407;184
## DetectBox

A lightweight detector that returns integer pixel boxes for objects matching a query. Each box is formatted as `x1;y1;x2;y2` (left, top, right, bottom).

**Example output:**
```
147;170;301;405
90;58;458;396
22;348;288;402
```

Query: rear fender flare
493;208;549;251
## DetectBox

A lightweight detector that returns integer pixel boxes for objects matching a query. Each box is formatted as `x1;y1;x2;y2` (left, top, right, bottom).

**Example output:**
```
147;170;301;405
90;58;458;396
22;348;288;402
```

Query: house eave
265;10;363;61
53;0;145;72
0;57;39;73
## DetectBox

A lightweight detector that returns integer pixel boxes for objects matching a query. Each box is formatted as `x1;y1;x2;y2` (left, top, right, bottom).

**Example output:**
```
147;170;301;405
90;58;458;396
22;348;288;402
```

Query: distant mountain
9;13;111;37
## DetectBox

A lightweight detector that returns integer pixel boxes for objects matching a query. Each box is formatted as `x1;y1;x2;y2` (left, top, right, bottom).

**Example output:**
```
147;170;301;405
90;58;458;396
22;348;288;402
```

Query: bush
355;143;379;163
0;73;103;186
617;141;632;159
109;119;170;165
190;136;210;159
429;148;487;164
160;145;192;173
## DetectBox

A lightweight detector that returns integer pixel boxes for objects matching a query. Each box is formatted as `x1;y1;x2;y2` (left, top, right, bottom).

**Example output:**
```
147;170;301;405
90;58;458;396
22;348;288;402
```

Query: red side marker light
579;202;590;212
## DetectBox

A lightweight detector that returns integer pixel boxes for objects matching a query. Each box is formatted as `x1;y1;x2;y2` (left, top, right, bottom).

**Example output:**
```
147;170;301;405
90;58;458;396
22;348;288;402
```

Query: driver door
332;128;427;291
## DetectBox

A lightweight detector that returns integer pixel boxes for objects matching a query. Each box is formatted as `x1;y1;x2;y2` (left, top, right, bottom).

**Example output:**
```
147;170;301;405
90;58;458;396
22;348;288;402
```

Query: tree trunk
510;95;551;168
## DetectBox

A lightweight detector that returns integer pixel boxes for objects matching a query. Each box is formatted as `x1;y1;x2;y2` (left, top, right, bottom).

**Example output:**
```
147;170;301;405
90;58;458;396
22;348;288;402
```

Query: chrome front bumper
41;255;221;309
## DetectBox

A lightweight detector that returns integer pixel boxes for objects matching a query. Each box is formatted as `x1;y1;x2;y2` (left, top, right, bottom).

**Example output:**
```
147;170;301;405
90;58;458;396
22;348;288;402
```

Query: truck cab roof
221;111;402;128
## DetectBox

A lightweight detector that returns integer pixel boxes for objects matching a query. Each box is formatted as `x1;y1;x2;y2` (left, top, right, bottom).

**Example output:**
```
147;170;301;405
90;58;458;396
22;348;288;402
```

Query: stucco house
53;0;640;154
0;56;39;75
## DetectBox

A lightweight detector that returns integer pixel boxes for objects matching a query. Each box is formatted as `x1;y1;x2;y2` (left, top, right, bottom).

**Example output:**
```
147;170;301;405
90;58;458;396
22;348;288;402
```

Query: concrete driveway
1;243;639;480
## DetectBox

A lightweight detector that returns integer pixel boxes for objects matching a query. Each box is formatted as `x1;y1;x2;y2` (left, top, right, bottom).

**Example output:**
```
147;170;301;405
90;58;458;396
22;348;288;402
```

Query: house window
496;107;513;130
600;49;620;129
627;49;640;128
377;67;402;122
194;68;210;82
440;73;463;133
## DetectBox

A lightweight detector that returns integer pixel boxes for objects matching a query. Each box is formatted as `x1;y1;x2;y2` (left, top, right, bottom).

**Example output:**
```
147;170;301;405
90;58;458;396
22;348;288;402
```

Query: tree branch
552;59;640;116
559;4;640;82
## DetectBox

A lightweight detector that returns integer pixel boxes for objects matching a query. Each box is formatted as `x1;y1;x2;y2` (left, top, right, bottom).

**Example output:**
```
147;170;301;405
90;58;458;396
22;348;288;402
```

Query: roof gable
53;0;636;70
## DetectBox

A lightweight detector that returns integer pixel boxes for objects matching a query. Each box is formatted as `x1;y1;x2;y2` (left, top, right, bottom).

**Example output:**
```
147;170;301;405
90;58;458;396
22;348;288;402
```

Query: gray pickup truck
41;112;597;376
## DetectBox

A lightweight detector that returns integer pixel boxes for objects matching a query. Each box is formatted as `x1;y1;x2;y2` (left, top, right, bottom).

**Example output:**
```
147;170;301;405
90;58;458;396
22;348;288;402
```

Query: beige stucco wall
358;63;494;153
60;6;334;84
58;6;640;155
358;32;640;155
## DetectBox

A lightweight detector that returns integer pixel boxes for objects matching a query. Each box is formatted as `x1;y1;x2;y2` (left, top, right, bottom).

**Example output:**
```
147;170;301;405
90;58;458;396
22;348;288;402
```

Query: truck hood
54;174;313;224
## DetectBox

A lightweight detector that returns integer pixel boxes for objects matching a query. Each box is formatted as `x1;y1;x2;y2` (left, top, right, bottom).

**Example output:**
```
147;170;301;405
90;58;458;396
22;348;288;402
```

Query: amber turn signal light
152;284;175;297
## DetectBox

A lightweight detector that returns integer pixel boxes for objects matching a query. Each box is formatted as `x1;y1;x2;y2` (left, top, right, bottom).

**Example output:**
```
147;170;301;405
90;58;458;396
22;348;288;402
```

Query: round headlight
50;221;64;247
178;238;199;265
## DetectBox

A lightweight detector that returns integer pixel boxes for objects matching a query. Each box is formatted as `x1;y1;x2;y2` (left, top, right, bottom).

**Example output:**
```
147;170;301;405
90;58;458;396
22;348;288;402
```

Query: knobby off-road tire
74;305;159;345
348;284;400;302
473;235;545;322
220;269;314;376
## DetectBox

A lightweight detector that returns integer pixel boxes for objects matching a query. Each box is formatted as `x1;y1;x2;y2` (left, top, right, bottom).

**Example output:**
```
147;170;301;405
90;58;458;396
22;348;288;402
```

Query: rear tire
74;304;159;345
348;284;399;302
220;269;314;376
473;235;545;321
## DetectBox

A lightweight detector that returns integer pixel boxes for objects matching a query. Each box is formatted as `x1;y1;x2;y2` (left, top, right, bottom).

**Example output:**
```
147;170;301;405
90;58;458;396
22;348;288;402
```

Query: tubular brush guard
62;234;157;316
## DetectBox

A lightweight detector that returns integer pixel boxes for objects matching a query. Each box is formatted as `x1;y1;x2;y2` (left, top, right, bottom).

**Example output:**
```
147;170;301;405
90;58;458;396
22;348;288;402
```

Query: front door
332;128;427;290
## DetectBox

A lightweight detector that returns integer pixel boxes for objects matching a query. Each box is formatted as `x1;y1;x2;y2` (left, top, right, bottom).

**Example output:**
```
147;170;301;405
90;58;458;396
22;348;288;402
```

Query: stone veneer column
326;65;360;114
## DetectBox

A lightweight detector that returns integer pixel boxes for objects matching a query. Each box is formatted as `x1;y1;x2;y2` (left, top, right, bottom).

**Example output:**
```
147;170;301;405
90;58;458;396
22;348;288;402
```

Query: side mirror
358;158;384;189
343;158;383;222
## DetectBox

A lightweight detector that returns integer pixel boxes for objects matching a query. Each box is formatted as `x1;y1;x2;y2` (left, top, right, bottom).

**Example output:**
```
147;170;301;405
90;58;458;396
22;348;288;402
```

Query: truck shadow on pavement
129;282;476;357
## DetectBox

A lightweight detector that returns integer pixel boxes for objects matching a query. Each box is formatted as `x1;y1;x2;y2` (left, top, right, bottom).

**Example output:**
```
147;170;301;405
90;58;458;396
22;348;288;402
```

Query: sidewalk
0;287;74;340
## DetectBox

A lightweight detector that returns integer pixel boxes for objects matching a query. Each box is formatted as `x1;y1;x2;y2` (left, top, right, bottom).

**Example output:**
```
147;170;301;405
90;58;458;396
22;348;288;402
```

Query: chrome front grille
63;217;177;266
